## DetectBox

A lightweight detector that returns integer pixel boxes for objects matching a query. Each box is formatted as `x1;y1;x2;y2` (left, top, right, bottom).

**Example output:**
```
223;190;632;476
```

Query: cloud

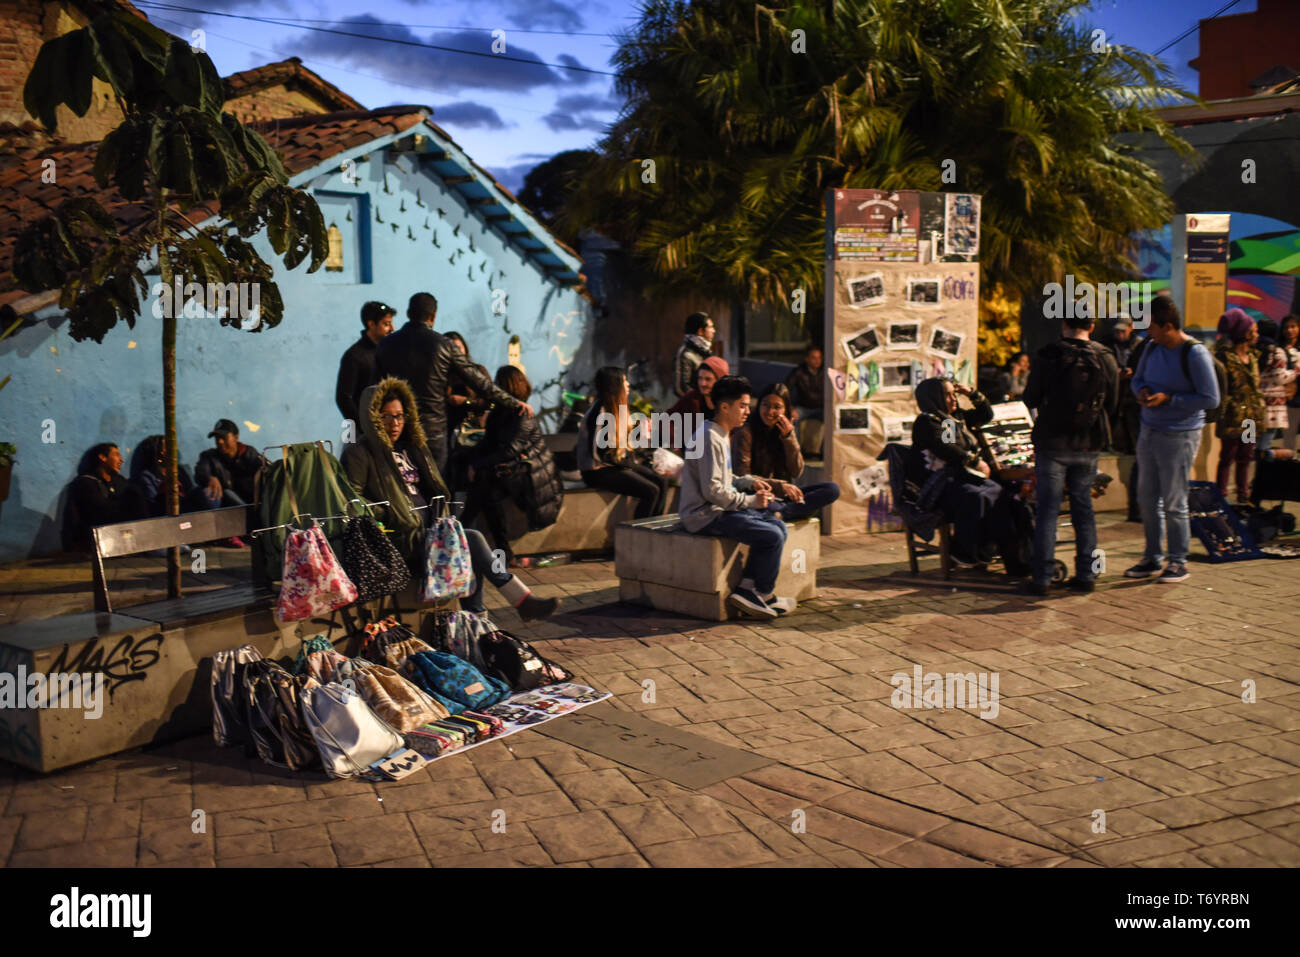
433;101;508;130
556;54;597;85
489;160;545;193
542;89;622;132
277;16;573;93
500;0;585;32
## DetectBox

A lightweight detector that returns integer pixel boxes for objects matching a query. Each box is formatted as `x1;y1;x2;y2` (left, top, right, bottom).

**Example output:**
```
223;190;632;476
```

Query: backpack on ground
211;644;264;749
242;659;322;771
476;628;573;693
1179;341;1228;424
405;650;511;712
299;681;407;779
1036;342;1109;437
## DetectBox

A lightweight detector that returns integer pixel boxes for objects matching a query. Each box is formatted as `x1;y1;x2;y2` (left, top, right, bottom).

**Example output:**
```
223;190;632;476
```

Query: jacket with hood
471;403;563;530
911;378;992;473
674;333;712;397
341;376;451;566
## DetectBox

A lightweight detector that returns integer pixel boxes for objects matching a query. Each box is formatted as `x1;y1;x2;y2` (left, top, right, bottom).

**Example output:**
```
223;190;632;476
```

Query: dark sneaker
728;588;777;619
518;594;558;621
1157;562;1189;584
1021;580;1050;597
1124;559;1162;579
949;548;979;569
1066;577;1096;593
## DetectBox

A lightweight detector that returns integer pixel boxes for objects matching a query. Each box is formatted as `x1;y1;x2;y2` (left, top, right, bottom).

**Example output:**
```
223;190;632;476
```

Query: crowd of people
62;288;1297;619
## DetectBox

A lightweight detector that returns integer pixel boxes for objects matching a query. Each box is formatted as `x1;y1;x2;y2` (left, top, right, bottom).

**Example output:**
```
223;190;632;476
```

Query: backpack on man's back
1179;341;1227;424
1035;340;1111;440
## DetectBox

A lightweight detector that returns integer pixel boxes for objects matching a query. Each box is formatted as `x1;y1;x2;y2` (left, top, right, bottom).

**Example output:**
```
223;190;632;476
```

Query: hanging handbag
477;628;573;693
211;644;264;748
276;523;359;622
416;505;475;602
300;681;406;780
338;514;411;602
352;661;450;732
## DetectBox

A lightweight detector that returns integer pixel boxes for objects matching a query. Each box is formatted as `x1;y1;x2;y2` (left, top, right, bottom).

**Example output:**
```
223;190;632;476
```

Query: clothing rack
264;440;334;458
248;498;391;538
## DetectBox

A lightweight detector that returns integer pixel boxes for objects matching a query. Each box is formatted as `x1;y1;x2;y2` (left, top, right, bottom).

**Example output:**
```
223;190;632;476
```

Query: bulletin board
822;189;982;536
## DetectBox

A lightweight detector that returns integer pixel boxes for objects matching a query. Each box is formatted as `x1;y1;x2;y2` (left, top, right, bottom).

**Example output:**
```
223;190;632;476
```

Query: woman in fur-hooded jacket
342;376;557;621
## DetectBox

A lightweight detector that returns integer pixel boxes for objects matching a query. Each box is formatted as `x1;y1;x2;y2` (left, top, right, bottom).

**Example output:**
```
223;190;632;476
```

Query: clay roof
223;57;365;114
0;106;585;304
0;108;428;304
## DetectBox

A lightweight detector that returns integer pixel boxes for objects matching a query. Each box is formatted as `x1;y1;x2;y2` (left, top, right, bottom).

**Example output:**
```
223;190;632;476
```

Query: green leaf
88;16;135;97
63;31;95;117
167;122;199;197
164;40;203;109
23;38;67;131
111;9;171;75
148;117;170;190
265;189;291;255
196;50;224;116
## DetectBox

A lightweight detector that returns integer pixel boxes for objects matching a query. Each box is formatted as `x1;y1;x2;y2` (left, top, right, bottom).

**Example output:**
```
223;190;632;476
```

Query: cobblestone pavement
2;512;1299;867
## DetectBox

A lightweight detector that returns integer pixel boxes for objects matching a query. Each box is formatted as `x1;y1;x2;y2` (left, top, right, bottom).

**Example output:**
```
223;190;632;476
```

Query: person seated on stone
784;344;825;422
577;365;669;520
461;365;563;567
911;376;1031;575
732;383;840;522
679;375;795;619
134;434;248;547
342;376;557;621
62;442;149;553
666;355;729;451
195;419;264;507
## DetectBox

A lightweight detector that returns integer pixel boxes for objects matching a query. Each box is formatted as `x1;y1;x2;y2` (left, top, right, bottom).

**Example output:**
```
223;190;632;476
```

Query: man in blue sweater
1126;296;1220;583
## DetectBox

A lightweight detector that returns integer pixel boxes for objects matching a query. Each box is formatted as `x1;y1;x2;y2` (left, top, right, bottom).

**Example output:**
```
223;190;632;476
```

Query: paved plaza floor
1;512;1298;868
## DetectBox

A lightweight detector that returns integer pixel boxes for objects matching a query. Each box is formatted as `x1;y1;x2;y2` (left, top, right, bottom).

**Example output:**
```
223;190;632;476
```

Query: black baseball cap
208;419;239;438
361;301;396;326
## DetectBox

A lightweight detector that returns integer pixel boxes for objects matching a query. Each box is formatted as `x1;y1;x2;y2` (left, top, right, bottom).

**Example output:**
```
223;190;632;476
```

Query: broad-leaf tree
570;0;1194;326
14;10;326;595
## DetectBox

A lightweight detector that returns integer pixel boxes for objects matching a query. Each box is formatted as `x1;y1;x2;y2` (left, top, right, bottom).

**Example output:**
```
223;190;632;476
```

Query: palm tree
570;0;1193;318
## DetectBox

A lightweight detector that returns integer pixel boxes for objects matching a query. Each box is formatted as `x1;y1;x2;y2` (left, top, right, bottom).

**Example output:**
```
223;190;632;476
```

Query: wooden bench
91;505;273;623
615;516;819;620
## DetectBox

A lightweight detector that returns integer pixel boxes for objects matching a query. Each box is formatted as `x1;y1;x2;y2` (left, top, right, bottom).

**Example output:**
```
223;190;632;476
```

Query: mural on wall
1135;213;1299;324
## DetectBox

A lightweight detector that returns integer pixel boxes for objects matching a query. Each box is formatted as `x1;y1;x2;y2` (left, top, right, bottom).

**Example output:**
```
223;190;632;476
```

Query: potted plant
0;442;14;505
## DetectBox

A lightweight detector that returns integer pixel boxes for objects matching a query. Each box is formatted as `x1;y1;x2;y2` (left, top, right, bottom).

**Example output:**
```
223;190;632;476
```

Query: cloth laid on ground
1188;481;1261;562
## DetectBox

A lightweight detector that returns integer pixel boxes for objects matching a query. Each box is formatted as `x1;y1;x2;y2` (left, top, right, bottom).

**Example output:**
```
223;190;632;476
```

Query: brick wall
224;86;337;124
0;1;124;144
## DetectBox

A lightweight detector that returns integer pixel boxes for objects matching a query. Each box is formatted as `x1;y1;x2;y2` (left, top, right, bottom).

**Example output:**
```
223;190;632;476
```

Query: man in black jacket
195;420;265;506
64;442;148;552
375;292;532;473
673;313;714;397
335;301;394;427
1022;309;1120;595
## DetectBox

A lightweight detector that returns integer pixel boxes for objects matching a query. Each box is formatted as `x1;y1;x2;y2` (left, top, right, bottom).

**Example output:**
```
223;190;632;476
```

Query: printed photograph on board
836;404;872;434
841;325;882;363
878;360;916;393
906;277;941;305
844;271;886;308
883;415;915;444
928;326;965;360
887;320;921;351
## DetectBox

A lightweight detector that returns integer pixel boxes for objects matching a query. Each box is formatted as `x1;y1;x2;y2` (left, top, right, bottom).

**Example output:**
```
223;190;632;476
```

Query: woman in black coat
911;377;1030;575
462;365;563;565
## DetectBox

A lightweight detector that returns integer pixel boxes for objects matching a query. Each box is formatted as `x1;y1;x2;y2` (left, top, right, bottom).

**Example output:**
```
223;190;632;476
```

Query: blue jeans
461;525;513;613
1137;427;1201;565
696;508;787;594
1032;450;1098;585
767;481;840;522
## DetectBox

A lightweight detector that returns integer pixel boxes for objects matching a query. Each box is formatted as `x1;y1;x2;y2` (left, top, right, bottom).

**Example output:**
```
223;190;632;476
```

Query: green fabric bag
257;441;372;581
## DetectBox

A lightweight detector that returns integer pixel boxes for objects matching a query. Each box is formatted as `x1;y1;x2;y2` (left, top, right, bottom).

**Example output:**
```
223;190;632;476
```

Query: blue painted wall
0;147;594;561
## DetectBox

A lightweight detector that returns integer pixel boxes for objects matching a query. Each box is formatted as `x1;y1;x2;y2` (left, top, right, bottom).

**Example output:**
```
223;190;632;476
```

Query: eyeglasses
380;413;405;423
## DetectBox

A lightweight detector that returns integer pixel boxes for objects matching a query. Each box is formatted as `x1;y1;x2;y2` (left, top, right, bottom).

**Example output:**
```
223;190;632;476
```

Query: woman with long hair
342;376;557;621
1279;315;1300;451
1214;309;1265;502
577;365;668;518
733;383;839;521
463;365;563;565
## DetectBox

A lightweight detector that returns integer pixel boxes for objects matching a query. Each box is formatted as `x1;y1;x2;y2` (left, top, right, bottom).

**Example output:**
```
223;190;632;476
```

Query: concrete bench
615;515;819;621
487;483;681;556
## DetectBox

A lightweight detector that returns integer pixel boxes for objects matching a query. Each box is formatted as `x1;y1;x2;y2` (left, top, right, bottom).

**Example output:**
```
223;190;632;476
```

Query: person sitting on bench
911;377;1031;576
578;365;669;519
63;442;149;553
732;382;840;521
679;375;796;619
195;419;264;507
342;376;557;621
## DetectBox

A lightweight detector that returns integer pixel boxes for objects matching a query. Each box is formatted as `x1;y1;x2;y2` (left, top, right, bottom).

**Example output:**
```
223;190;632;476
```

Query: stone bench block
489;485;680;556
615;516;819;621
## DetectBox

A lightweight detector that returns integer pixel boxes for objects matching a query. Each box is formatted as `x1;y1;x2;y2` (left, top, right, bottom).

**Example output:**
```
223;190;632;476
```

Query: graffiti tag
48;633;163;698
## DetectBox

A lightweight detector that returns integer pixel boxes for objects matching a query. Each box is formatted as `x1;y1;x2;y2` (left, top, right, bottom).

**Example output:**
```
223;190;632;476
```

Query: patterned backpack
405;650;511;712
416;514;474;602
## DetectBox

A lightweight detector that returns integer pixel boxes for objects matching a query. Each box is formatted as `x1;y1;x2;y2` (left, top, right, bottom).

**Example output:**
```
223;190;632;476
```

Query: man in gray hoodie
679;375;796;618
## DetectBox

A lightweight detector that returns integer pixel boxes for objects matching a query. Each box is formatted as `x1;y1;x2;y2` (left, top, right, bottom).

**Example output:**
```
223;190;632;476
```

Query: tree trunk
158;204;181;599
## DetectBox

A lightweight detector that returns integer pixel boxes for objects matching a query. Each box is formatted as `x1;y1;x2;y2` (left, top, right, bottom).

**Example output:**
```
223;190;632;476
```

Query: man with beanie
1125;297;1220;584
335;301;395;426
674;313;715;397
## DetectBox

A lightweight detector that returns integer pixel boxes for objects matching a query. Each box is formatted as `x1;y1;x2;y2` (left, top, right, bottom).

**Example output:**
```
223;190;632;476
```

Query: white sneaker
765;596;796;615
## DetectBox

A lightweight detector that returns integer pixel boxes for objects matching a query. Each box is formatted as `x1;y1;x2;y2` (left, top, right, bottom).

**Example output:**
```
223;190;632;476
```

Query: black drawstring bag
477;628;572;692
338;515;411;602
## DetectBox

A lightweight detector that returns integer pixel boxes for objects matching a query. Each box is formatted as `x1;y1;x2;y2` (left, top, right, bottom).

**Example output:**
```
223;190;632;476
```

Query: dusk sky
131;0;1256;192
